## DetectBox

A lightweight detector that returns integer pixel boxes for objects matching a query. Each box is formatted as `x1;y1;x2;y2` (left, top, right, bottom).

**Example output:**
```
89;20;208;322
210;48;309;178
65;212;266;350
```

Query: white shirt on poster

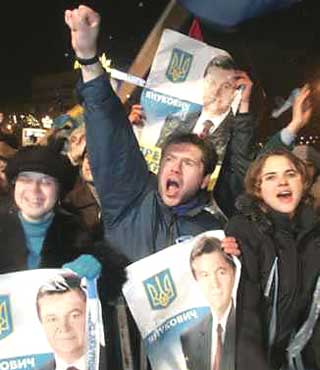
55;355;86;370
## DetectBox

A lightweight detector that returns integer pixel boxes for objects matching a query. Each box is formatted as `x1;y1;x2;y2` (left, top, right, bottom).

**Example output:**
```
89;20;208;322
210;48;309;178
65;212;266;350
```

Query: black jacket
226;195;320;369
63;178;103;238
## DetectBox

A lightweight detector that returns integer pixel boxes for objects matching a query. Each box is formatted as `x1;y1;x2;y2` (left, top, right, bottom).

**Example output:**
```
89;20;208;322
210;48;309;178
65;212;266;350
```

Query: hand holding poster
122;231;241;370
0;269;104;370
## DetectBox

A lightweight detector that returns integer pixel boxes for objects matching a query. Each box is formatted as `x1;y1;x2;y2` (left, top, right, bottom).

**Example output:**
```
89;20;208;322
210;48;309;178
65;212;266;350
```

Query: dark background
0;0;169;103
1;0;320;132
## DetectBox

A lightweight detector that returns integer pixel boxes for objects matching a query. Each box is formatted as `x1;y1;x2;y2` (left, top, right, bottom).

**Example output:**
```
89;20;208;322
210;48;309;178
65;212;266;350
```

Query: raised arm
263;84;312;152
214;71;257;218
65;5;104;82
65;5;150;227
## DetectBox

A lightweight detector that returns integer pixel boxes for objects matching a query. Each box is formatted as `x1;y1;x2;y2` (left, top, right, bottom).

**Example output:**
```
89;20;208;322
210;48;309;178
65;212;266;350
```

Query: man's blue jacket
77;74;256;262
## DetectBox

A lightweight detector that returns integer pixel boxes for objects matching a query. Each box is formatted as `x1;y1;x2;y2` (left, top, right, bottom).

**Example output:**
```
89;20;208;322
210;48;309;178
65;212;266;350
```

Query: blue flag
177;0;300;28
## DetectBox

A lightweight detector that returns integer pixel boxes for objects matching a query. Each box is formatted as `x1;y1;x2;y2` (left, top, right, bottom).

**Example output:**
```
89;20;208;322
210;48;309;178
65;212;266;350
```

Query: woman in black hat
1;145;127;303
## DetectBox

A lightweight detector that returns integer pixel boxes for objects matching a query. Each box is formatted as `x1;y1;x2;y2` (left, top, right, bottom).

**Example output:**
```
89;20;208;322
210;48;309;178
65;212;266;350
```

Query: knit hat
292;145;320;172
0;141;17;161
6;145;76;196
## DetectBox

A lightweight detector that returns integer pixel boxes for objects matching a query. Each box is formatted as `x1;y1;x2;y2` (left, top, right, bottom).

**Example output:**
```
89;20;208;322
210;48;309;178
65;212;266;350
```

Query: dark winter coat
63;178;103;238
78;74;257;262
226;194;320;369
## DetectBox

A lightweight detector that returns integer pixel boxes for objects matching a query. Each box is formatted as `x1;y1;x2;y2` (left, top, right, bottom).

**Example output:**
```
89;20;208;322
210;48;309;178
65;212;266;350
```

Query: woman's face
258;155;304;218
14;171;59;222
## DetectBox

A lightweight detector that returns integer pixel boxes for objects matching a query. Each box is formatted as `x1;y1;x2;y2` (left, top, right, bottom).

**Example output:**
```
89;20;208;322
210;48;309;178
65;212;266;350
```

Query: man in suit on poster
180;237;236;370
36;273;105;370
156;54;254;163
36;273;88;370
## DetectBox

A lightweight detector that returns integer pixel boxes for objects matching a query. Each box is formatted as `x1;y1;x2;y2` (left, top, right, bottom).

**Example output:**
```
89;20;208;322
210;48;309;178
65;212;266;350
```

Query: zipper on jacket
166;214;177;247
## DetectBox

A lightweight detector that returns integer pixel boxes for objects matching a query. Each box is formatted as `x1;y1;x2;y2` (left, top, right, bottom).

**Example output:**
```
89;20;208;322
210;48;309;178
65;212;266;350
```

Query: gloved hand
63;254;102;279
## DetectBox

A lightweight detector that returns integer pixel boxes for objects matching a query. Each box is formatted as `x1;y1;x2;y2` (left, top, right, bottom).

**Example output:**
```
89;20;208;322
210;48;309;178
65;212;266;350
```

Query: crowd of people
1;4;320;370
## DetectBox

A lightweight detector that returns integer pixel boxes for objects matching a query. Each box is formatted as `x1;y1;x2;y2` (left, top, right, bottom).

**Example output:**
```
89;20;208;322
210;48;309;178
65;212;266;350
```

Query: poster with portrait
136;29;242;176
0;269;103;370
122;230;241;370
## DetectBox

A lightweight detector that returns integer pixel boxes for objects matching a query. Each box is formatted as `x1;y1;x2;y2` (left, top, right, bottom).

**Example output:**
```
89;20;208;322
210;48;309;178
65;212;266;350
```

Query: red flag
188;18;203;41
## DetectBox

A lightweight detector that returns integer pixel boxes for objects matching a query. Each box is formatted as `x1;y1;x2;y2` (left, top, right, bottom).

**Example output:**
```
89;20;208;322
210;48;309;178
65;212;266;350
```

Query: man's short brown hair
190;236;235;279
161;133;218;176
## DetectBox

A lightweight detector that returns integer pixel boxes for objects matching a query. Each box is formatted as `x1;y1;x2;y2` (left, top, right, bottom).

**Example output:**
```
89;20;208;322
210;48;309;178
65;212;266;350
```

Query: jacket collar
235;194;320;237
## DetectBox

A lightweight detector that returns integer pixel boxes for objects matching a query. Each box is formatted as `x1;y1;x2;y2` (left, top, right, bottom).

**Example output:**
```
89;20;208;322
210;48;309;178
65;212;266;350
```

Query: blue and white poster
0;270;103;370
137;29;241;176
123;231;241;370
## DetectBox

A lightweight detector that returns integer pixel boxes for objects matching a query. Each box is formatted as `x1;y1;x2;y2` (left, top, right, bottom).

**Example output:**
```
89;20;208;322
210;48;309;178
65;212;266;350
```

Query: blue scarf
172;196;201;216
19;213;54;269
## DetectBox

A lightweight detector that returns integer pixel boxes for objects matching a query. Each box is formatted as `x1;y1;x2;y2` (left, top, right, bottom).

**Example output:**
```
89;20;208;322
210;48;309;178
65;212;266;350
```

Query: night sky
0;0;169;103
1;0;320;117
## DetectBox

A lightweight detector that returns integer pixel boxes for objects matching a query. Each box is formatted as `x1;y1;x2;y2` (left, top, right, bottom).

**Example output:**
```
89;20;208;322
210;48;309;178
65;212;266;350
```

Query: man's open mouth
166;179;180;195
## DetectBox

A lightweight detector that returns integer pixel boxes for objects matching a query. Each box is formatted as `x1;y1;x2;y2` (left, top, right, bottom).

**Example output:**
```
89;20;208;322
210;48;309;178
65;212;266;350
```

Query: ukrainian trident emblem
143;269;177;310
0;295;13;340
166;48;193;83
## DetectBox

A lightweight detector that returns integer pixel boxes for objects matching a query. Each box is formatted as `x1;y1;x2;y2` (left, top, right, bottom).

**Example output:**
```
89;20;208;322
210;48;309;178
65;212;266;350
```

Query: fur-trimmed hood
235;194;273;234
235;193;320;238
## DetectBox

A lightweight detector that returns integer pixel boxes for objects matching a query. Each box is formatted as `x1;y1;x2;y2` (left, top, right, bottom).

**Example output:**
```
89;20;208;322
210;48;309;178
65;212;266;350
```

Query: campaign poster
0;269;103;370
137;29;241;176
123;230;241;370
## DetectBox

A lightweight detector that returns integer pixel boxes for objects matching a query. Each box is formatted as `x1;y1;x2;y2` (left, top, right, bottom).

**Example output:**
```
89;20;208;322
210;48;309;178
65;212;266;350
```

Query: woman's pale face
258;155;304;218
14;171;59;222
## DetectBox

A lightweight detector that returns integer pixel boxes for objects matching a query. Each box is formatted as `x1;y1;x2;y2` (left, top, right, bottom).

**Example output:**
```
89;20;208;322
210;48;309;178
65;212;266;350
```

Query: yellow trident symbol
168;51;192;82
146;273;175;308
